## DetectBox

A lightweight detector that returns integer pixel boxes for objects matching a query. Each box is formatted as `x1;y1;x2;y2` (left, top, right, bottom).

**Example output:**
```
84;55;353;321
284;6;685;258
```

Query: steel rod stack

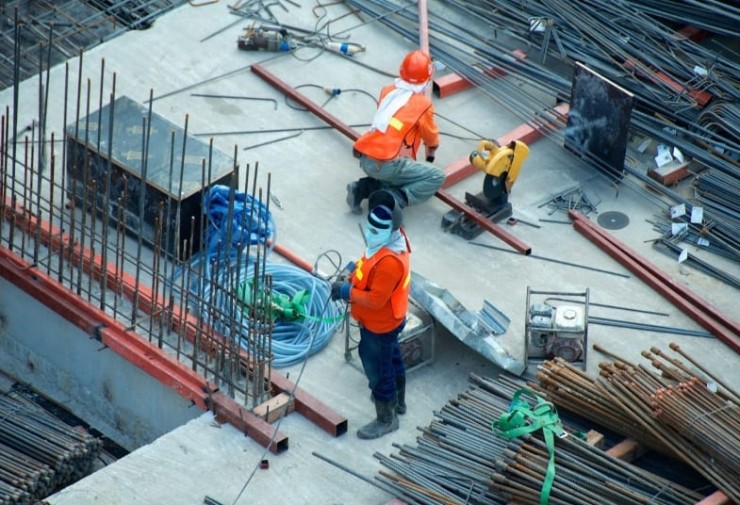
598;349;740;501
0;392;102;504
375;372;707;504
531;343;740;502
493;435;701;505
533;358;672;454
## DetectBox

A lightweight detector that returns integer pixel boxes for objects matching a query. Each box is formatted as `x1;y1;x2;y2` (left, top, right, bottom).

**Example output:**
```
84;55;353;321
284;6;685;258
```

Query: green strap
492;388;566;505
235;281;343;324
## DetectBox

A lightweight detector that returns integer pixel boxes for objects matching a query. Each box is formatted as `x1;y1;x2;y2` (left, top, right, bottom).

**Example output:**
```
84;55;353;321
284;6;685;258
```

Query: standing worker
346;49;445;214
331;190;411;439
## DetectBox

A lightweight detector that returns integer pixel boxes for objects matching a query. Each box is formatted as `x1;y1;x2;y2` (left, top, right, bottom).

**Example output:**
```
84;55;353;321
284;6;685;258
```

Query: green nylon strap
235;282;343;324
492;388;566;505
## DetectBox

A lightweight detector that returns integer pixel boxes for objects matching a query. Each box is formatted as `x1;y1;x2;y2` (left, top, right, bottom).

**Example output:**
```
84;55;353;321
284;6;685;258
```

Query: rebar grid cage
0;76;281;412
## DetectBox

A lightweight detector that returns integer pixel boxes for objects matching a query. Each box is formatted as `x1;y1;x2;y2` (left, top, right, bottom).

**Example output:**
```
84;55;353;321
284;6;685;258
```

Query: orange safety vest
353;84;434;162
350;244;411;333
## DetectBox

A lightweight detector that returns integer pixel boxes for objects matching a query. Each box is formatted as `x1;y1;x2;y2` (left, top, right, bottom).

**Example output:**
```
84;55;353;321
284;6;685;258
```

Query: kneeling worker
346;49;446;214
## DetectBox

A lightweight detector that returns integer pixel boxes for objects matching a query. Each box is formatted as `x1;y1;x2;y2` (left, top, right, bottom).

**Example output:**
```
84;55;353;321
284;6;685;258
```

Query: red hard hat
399;50;433;84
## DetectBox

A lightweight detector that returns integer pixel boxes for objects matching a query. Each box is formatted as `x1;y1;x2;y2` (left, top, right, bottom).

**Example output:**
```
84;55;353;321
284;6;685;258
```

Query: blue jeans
358;321;406;402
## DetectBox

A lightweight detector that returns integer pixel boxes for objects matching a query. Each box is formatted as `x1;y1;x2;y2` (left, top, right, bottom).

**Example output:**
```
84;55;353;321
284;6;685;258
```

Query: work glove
339;261;356;281
331;281;351;301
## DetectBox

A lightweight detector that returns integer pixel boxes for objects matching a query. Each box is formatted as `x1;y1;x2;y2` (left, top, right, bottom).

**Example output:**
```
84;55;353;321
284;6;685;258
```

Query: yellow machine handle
470;140;530;193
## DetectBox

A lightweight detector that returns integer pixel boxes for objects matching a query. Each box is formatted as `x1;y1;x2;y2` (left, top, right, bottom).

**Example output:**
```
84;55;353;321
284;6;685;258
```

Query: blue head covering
364;205;394;258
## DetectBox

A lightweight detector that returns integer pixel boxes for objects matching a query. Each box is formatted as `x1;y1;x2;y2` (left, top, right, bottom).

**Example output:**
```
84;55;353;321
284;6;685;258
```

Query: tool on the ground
238;26;297;51
237;24;365;55
525;287;589;370
442;139;530;239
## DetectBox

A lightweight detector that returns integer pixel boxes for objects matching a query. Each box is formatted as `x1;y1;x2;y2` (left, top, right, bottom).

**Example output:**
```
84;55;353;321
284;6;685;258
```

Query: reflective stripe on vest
353;87;432;162
352;248;410;320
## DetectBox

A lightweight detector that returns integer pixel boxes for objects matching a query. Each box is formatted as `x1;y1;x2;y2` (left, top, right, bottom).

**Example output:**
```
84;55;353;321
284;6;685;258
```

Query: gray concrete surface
0;2;737;504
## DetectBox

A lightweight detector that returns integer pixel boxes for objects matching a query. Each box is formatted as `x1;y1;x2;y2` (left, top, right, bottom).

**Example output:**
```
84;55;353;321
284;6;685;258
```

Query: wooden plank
585;430;605;449
253;392;294;424
605;438;645;462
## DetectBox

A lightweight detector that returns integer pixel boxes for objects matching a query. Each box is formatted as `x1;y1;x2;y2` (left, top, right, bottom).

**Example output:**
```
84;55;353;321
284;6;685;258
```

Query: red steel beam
695;492;732;505
210;390;288;453
675;26;710;43
569;211;740;351
623;59;711;106
251;63;530;254
272;242;315;274
0;245;209;408
436;189;531;255
252;64;360;141
0;196;345;442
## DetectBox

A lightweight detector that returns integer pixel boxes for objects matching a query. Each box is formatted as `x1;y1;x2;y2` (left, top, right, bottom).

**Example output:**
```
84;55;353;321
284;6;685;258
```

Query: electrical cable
172;185;344;368
285;83;377;111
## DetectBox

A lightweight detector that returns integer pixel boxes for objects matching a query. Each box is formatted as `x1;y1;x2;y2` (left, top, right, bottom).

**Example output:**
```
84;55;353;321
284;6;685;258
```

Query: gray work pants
359;155;445;206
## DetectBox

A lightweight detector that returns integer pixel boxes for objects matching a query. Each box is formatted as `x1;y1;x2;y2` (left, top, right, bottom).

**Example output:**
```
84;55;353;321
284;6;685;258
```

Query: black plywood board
64;95;234;257
564;62;634;180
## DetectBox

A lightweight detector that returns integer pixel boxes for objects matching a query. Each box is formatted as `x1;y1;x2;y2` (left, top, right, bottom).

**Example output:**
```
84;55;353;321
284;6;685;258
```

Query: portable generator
525;287;590;369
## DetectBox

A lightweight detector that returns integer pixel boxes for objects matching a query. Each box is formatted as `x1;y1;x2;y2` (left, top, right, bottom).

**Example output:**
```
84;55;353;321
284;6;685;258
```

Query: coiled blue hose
174;185;342;368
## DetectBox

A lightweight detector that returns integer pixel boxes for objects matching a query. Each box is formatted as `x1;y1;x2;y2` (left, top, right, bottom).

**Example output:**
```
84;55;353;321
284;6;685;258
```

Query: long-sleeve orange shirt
349;234;411;333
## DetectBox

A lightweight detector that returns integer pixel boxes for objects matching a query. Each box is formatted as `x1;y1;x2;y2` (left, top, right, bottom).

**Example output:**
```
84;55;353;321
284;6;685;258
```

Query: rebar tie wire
492;388;568;505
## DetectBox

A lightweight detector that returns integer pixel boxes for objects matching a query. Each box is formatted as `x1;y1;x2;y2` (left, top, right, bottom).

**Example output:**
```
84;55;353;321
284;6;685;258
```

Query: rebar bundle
532;344;740;501
375;372;707;504
533;359;672;454
0;392;102;504
493;436;701;505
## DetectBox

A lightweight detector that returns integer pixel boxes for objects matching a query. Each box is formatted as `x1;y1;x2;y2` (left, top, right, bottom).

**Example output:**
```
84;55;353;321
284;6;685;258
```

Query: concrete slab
0;1;737;504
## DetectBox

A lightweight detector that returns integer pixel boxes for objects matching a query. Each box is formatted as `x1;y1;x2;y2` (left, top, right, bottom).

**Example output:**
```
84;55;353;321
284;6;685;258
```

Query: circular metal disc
597;211;630;230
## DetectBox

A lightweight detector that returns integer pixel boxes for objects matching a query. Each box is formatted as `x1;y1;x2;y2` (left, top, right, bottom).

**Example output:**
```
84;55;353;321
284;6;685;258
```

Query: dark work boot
395;376;407;415
347;177;382;214
346;181;364;214
357;397;399;440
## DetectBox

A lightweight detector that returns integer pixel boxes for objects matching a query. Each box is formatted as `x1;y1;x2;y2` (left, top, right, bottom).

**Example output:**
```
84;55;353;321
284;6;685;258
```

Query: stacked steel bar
0;392;102;504
533;359;672;454
493;435;701;505
531;343;740;502
625;0;740;36
375;373;704;504
599;356;740;501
